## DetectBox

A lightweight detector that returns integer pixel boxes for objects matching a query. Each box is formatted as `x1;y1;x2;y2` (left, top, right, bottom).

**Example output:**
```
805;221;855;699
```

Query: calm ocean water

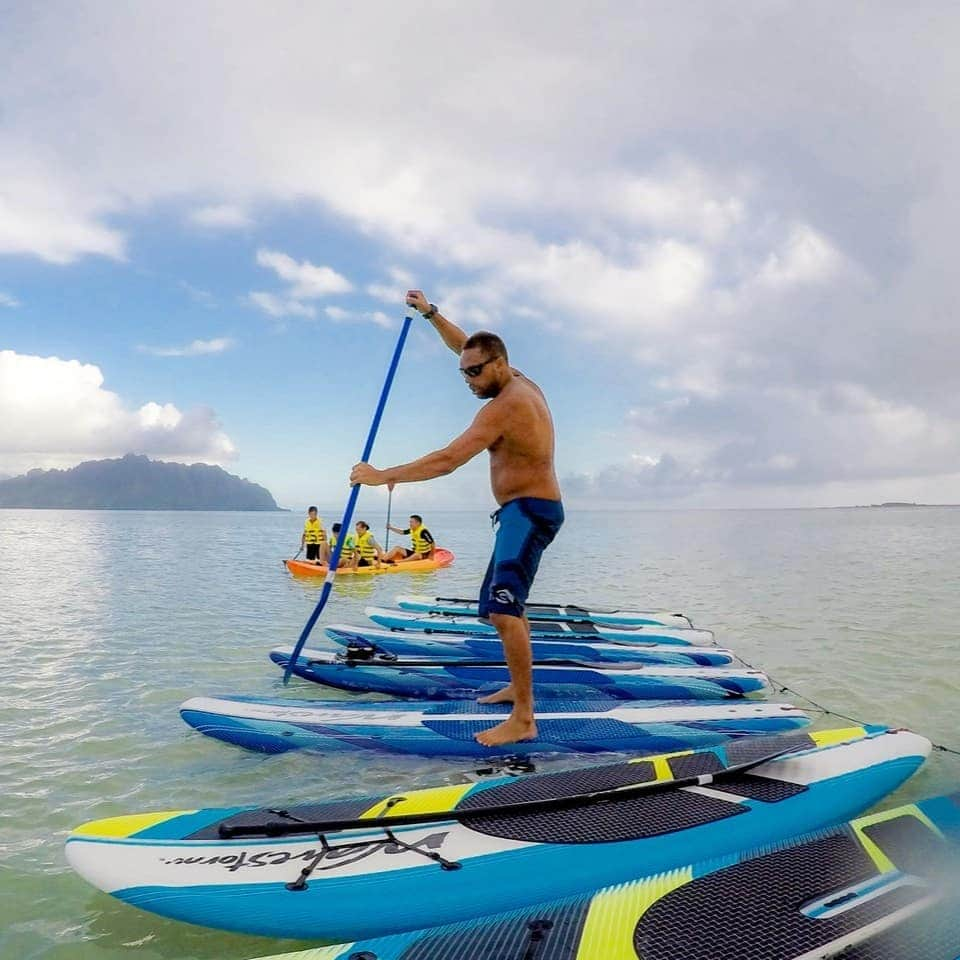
2;505;959;959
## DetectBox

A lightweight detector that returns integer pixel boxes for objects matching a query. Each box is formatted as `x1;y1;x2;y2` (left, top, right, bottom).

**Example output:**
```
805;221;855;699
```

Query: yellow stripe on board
357;783;475;820
852;804;942;874
249;946;351;960
576;868;693;960
629;749;694;782
71;810;192;839
810;726;867;748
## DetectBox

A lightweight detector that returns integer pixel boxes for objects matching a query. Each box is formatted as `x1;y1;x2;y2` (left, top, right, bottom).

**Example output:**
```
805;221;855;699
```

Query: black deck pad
861;813;953;878
722;731;816;765
398;902;591;960
634;832;927;960
460;760;658;807
187;798;375;840
532;621;600;635
462;788;745;844
837;897;960;959
667;752;725;778
713;774;808;803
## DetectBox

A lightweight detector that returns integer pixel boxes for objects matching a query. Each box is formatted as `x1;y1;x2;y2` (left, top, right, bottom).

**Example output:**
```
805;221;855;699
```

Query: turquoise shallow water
2;505;959;959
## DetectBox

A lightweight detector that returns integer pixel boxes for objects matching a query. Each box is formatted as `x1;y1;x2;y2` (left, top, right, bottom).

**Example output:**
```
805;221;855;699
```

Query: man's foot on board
474;716;538;747
477;684;516;704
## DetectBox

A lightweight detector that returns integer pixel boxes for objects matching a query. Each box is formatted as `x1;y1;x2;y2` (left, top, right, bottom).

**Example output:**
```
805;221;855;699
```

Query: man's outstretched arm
406;289;467;354
351;404;503;486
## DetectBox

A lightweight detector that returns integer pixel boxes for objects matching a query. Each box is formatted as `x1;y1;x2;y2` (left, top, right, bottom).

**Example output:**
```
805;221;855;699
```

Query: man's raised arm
406;290;467;354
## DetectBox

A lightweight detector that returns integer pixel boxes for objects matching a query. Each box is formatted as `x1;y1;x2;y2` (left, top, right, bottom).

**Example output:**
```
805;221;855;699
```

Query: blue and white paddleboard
179;695;809;758
270;646;771;701
251;786;960;958
365;606;716;645
325;624;737;666
395;593;695;628
65;727;930;941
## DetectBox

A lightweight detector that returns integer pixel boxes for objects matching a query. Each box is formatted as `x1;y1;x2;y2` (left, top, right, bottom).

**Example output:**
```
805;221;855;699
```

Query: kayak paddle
384;484;393;550
282;314;413;684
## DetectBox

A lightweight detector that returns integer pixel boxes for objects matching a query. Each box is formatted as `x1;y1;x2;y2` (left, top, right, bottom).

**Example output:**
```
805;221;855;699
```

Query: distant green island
853;501;958;508
0;454;283;510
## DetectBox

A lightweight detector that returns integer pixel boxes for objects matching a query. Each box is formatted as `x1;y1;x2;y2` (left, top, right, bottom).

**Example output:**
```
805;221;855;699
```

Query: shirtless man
350;291;563;747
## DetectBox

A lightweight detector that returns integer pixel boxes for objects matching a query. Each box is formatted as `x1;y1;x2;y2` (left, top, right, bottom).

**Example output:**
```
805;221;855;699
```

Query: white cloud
138;337;235;357
248;291;316;319
255;249;352;298
0;350;236;474
0;291;19;308
324;305;394;329
179;282;216;307
188;204;252;229
249;249;352;322
366;267;417;304
756;224;846;289
0;150;125;263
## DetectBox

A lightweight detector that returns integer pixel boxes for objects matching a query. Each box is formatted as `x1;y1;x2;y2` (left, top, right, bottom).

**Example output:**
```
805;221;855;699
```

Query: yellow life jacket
356;529;377;560
410;526;434;556
303;517;325;544
330;532;356;553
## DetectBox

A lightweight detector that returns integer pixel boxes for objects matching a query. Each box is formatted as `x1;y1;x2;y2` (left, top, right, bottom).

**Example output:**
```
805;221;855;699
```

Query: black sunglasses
459;356;498;378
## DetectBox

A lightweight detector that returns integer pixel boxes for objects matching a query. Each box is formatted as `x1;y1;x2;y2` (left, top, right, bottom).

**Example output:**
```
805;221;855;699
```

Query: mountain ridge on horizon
0;454;282;511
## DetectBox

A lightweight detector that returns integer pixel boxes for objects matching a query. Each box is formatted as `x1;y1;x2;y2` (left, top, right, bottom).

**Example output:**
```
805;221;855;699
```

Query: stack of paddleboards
180;593;817;760
66;590;959;957
65;726;960;957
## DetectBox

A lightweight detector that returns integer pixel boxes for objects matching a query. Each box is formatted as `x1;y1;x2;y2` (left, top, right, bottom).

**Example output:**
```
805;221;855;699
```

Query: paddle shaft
219;741;803;838
282;315;413;684
385;485;393;550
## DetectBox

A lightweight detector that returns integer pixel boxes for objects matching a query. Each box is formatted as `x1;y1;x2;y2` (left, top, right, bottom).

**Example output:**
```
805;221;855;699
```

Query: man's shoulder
505;372;547;404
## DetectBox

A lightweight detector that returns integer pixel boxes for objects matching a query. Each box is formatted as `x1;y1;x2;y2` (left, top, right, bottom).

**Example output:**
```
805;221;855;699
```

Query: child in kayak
300;506;329;564
328;522;357;568
383;513;436;563
351;520;384;570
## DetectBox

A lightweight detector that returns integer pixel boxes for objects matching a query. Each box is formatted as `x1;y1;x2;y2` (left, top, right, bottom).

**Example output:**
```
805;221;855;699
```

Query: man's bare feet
474;715;538;747
477;684;516;704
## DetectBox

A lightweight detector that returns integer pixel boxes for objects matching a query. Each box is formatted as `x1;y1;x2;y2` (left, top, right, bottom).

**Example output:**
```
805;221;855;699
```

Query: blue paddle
282;314;413;685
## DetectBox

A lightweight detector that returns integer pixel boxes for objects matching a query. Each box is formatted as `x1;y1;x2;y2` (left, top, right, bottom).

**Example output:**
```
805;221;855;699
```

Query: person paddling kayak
382;513;435;564
350;290;563;747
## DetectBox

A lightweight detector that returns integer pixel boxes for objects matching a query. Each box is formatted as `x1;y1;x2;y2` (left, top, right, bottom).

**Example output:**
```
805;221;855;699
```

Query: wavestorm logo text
160;831;450;873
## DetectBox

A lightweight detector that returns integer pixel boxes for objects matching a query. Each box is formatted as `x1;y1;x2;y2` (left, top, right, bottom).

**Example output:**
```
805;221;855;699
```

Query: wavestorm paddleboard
269;646;771;701
395;593;694;628
64;727;931;941
365;606;716;645
178;695;810;758
250;788;960;958
285;548;454;578
324;624;738;666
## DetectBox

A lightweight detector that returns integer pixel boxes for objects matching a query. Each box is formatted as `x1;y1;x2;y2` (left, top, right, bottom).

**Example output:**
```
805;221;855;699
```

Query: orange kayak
285;548;455;577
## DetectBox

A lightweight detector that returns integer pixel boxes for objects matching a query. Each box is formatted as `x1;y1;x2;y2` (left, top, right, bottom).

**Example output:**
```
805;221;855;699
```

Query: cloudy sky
2;1;958;509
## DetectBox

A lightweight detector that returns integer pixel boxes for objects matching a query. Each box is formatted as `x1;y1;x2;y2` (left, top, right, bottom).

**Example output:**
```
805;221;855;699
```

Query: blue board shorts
478;497;564;618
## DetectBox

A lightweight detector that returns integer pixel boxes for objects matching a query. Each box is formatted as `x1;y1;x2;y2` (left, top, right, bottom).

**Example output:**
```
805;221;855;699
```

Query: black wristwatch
422;303;438;320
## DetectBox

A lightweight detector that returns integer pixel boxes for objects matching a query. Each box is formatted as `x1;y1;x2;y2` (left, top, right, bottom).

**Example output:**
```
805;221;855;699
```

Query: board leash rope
732;652;960;759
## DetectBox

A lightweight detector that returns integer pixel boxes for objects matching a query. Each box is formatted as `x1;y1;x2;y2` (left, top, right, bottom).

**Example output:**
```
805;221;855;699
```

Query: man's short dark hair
308;505;318;513
332;522;341;532
410;514;422;524
463;331;508;364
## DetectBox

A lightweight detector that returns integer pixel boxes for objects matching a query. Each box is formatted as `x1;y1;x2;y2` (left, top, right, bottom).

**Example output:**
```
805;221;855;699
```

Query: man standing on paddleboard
350;291;563;747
